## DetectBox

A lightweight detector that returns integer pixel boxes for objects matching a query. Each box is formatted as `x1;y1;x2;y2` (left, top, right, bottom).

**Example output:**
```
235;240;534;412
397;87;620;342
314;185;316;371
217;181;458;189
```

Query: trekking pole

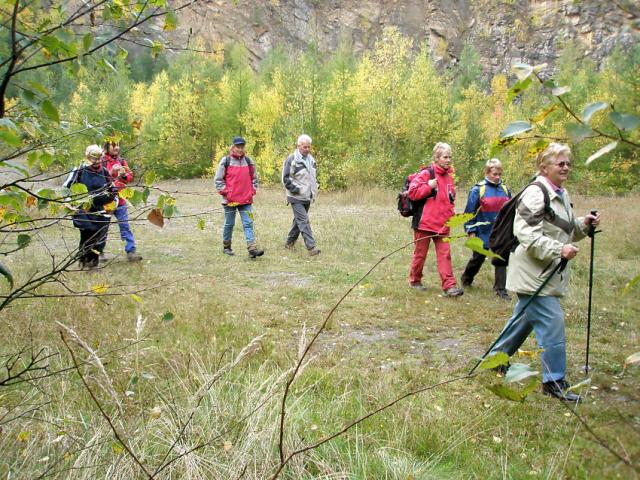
585;209;598;376
469;258;568;375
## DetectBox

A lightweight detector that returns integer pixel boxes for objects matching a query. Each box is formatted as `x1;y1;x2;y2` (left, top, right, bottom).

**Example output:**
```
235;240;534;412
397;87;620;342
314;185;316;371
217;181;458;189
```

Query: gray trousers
287;201;316;249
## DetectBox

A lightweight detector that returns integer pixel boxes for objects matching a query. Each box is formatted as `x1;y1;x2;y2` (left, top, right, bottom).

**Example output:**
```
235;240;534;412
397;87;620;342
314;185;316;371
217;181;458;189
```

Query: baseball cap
232;136;246;146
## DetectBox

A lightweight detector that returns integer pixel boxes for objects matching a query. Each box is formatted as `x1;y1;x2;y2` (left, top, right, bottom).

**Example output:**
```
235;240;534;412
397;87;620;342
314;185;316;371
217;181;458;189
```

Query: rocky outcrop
170;0;638;73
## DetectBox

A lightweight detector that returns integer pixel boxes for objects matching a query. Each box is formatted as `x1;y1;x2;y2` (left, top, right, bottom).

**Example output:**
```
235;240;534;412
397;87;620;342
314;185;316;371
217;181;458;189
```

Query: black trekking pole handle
585;209;598;375
469;258;567;375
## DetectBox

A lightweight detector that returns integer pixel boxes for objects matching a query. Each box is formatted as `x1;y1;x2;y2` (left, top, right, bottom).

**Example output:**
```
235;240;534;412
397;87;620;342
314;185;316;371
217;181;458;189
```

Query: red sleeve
408;170;434;201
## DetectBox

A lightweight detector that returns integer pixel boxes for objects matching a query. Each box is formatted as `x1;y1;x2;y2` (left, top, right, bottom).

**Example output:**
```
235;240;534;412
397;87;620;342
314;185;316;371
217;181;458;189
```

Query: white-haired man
281;134;320;256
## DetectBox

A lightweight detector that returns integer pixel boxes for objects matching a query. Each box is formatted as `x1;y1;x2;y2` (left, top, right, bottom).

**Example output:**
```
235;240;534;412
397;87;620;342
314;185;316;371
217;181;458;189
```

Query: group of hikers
66;135;600;402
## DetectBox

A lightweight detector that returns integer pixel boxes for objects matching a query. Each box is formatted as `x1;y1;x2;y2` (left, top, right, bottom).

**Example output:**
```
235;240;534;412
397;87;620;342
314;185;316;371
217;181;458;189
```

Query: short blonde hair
433;142;451;161
536;143;571;172
484;158;503;174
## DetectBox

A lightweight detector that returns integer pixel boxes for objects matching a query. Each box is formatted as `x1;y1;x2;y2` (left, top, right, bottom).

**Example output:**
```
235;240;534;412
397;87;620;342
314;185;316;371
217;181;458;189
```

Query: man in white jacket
281;134;320;256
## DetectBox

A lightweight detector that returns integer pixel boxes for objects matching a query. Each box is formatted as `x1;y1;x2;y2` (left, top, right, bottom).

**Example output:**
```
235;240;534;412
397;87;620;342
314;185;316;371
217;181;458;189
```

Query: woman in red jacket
407;142;464;297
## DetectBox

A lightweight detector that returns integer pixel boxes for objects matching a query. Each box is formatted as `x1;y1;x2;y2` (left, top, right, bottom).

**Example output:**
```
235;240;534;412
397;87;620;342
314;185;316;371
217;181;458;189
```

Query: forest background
12;27;640;193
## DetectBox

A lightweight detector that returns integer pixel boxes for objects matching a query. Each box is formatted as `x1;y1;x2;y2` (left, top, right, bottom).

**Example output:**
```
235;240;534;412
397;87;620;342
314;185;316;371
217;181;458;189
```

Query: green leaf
486;383;525;402
151;41;164;58
142;187;150;204
623;273;640;295
551;85;571;96
464;236;502;259
97;58;118;74
585;141;617;165
117;46;129;60
143;171;156;186
504;363;539;383
27;151;39;168
582;102;609;124
565;123;594;143
82;33;93;52
162;311;174;322
70;183;88;196
0;128;22;147
39;151;54;168
500;121;532;140
21;89;38;107
17;234;31;250
445;212;475;229
27;81;49;96
111;442;124;455
196;218;205;230
512;63;533;81
162;204;175;218
487;377;539;402
506;76;532;103
164;10;178;31
479;352;510;371
0;262;13;288
609;112;640;131
41;100;60;123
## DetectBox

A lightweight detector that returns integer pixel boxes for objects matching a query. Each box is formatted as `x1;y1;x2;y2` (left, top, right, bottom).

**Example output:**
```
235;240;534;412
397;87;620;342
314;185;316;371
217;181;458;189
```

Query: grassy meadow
1;179;639;479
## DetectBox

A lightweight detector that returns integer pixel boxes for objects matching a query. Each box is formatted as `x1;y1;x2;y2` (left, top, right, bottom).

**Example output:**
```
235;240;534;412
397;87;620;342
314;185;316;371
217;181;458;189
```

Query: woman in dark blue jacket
63;145;117;269
461;159;512;299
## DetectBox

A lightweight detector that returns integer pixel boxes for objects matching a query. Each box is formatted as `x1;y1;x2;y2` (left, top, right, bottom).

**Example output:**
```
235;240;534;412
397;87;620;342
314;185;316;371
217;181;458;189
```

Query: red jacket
214;155;257;205
102;153;133;206
408;162;456;235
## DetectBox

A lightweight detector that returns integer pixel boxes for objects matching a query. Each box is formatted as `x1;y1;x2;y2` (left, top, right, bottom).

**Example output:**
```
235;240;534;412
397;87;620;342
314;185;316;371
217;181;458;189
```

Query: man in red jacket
407;142;464;297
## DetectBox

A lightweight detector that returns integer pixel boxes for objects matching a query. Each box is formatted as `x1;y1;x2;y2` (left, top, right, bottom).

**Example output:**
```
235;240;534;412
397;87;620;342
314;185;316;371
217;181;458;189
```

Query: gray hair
484;158;503;173
297;134;312;145
432;142;451;161
536;143;571;172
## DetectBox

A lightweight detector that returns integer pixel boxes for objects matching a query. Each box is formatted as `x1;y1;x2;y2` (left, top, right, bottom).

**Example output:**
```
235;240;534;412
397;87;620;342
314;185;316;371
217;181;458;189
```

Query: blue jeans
114;204;136;253
223;204;255;246
490;294;566;383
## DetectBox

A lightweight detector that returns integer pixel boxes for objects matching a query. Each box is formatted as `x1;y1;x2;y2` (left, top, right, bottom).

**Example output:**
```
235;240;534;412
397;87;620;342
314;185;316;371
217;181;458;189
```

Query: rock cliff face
172;0;638;73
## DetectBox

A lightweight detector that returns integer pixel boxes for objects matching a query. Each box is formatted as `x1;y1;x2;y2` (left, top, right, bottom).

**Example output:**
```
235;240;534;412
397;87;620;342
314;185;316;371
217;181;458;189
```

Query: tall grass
1;180;638;478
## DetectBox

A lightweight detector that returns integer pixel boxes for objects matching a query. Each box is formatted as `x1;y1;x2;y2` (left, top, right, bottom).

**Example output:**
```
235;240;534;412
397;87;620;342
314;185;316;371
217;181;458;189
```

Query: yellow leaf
149;406;162;419
516;348;544;358
92;284;109;294
530;105;558;123
17;431;30;442
112;442;124;455
130;294;143;303
119;188;134;199
26;196;37;208
103;201;116;212
223;440;233;452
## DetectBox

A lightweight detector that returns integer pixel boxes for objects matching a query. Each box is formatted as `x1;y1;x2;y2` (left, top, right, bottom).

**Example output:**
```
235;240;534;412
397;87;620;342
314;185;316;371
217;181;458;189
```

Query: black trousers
461;251;507;291
79;226;108;266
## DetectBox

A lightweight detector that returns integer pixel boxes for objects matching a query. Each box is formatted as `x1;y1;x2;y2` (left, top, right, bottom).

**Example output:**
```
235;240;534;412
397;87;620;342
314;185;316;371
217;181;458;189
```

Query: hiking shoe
248;247;264;258
495;289;512;301
127;250;142;262
409;282;427;291
308;247;321;256
284;242;295;250
542;378;580;403
444;286;464;297
223;247;235;256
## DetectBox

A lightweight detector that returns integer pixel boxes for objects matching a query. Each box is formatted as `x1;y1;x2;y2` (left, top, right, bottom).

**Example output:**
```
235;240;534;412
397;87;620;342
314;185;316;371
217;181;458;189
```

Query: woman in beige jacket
490;143;600;402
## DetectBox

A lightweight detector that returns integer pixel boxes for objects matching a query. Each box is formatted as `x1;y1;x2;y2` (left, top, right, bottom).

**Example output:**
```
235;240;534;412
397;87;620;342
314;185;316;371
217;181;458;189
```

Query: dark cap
232;136;246;146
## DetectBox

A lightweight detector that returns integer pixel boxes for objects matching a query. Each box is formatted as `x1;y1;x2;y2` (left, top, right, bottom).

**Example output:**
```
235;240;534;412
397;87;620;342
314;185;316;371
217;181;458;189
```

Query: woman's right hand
561;244;579;260
428;178;437;189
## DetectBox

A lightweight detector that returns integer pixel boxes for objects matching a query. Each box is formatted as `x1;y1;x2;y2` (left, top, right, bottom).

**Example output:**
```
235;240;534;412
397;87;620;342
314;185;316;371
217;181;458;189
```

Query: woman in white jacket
490;143;600;402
